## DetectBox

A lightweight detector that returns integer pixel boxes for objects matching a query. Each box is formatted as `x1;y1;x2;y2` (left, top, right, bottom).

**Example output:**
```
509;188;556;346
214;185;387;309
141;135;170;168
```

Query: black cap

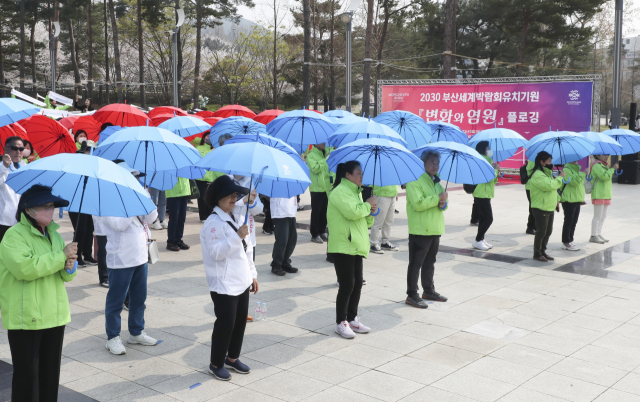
206;175;250;207
19;185;69;210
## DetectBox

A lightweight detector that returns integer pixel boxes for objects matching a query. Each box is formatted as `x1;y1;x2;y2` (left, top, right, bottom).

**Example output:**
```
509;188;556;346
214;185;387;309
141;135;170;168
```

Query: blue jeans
149;188;166;222
105;263;148;340
167;196;188;244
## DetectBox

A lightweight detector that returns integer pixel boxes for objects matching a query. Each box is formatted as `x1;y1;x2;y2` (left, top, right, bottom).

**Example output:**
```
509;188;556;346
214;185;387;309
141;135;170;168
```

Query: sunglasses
10;146;25;152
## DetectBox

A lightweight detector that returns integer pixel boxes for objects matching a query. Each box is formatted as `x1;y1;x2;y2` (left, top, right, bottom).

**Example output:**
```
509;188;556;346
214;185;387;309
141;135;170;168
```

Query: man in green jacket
470;141;498;251
559;161;586;251
524;159;536;235
405;149;448;309
44;92;72;111
307;143;333;243
369;185;399;254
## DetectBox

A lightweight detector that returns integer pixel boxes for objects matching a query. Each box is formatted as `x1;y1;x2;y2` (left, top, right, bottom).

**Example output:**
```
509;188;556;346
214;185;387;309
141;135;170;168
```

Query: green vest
406;173;447;236
327;180;374;257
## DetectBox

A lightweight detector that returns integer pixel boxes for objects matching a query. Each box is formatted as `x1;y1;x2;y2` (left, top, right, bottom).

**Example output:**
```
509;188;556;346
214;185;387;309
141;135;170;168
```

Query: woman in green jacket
590;155;619;244
470;141;498;251
528;151;565;262
0;185;78;401
327;161;376;339
559;161;586;251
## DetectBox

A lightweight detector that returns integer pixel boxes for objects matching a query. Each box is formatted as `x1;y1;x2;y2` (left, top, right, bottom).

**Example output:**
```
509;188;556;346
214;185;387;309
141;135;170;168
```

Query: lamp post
50;22;60;92
341;12;353;112
172;8;185;108
612;0;623;129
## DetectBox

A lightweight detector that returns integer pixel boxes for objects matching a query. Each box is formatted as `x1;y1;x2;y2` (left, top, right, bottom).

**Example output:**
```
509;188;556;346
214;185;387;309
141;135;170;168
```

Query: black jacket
74;101;94;113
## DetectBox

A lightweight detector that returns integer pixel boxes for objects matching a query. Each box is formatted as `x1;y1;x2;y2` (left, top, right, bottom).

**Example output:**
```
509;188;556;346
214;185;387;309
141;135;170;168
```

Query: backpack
463;184;477;194
584;177;596;194
519;164;529;184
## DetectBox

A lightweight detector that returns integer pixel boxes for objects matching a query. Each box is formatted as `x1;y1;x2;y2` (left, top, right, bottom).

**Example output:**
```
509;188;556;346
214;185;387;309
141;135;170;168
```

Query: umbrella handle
247;200;258;209
616;169;624;175
585;174;593;181
440;201;448;210
370;208;380;216
562;177;571;184
498;172;504;178
59;208;64;219
67;261;78;275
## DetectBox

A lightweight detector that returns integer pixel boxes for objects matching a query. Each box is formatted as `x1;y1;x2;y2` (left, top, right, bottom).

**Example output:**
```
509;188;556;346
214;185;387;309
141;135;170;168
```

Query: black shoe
123;299;129;311
470;221;479;226
76;259;87;267
166;243;180;252
224;357;250;374
319;233;328;241
84;256;98;265
543;254;555;261
271;266;286;276
422;290;448;302
526;228;536;235
262;228;273;235
99;280;109;288
362;279;367;285
395;209;399;214
282;265;299;273
177;241;190;250
326;255;334;263
406;295;428;309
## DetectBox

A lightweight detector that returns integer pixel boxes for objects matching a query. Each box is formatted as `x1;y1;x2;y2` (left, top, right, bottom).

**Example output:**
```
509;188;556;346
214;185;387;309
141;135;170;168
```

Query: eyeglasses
10;146;25;152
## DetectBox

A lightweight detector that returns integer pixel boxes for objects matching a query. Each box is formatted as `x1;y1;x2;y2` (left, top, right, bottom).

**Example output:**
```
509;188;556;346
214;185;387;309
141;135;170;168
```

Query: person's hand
613;163;620;170
396;196;399;201
365;197;377;211
559;170;566;178
63;242;78;259
581;201;587;206
64;259;76;270
251;278;259;294
237;224;249;239
3;154;10;168
439;192;448;202
47;91;50;95
249;189;257;204
439;200;446;208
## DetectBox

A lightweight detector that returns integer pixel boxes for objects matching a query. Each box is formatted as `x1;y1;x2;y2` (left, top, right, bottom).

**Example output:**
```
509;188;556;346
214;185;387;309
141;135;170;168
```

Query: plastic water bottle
255;302;262;321
261;302;267;320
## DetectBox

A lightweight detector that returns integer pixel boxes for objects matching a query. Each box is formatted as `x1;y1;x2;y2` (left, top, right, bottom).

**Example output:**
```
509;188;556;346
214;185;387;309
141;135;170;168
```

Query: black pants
261;195;273;232
96;235;108;283
474;198;493;241
167;196;189;244
0;224;10;243
271;217;297;269
68;212;94;261
196;181;212;221
407;235;439;297
310;192;328;237
470;199;479;224
8;325;65;402
526;190;536;231
333;253;363;324
561;202;581;244
210;287;250;368
532;208;554;257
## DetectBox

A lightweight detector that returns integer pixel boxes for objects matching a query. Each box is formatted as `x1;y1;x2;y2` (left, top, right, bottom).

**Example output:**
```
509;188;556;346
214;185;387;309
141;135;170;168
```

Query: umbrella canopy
6;153;155;217
0;123;29;154
467;128;527;162
97;125;123;146
601;128;640;155
328;120;407;148
324;110;354;119
373;111;433;151
209;117;266;146
212;104;257;118
147;106;187;119
327;138;424;187
225;133;306;171
413;141;496;189
266;109;337;154
74;115;101;141
202;117;223;128
146;166;206;191
158;116;212;139
254;109;285;125
0;98;40;128
20;114;76;157
578;131;623;155
425;121;468;144
93;103;149;127
328;115;369;125
195;110;216;118
59;115;80;130
525;131;596;164
149;113;175;127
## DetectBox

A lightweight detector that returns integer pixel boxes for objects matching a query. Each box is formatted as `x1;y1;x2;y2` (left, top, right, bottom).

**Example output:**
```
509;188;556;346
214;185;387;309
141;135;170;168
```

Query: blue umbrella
328;120;407;148
0;98;40;128
158;116;212;139
578;131;623;155
324;110;353;119
327;115;369;125
266;109;337;154
146;166;205;191
224;133;306;171
468;128;527;162
525;131;596;164
373;111;432;150
413;141;496;190
424;121;468;144
97;125;123;145
601;129;640;155
209;117;266;147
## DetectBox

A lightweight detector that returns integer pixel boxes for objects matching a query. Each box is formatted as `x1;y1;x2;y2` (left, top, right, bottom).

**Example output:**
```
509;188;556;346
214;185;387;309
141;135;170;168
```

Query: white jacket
270;196;297;219
0;161;25;227
92;216;107;236
102;209;158;269
231;176;264;247
201;206;256;296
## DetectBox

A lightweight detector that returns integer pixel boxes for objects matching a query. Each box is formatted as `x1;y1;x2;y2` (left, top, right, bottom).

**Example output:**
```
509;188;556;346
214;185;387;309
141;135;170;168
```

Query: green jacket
591;162;614;200
473;155;498;199
306;146;335;193
196;144;225;182
529;168;562;211
373;185;398;198
44;95;71;111
327;180;374;257
559;163;586;203
166;177;191;198
406;173;447;236
0;216;76;330
524;160;535;190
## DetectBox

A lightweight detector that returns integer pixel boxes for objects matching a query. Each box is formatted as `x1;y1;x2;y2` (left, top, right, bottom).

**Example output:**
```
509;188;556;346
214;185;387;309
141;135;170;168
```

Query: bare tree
108;0;123;102
137;0;145;107
87;1;93;98
362;0;374;115
302;0;310;108
443;0;456;79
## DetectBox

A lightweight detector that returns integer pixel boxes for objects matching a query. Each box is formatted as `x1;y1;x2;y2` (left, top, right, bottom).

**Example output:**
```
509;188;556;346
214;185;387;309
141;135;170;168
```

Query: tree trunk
302;0;310;108
193;0;201;110
328;0;335;110
374;0;390;117
0;26;4;98
362;0;374;117
104;0;109;103
516;9;532;77
87;1;93;99
107;0;123;102
68;19;81;98
137;0;145;107
30;17;36;92
19;0;25;91
443;0;456;79
272;0;278;108
175;0;182;107
312;0;318;110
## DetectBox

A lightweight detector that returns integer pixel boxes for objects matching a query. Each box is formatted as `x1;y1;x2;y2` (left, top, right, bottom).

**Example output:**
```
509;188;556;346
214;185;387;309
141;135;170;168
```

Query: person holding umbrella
165;176;191;252
589;155;618;244
195;131;226;221
470;141;498;251
559;161;586;251
307;142;332;244
74;130;89;150
0;136;26;242
0;185;77;401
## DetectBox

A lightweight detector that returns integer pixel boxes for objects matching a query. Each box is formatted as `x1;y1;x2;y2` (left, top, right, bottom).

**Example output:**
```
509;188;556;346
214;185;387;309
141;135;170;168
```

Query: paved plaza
3;179;640;402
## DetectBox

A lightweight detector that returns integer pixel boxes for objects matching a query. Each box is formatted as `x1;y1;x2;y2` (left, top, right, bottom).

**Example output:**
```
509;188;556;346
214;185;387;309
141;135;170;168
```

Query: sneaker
262;229;273;235
405;295;428;309
533;255;549;262
381;242;399;251
319;233;328;241
563;243;580;251
470;221;479;226
76;259;87;267
362;279;367;285
395;209;399;214
106;337;126;355
472;240;489;251
128;331;158;346
123;299;129;311
335;321;356;339
543;254;555;261
150;221;162;230
84;256;98;265
526;228;536;235
271;266;286;276
160;221;169;229
166;242;180;252
311;236;323;244
224;357;250;374
422;290;448;302
482;240;493;249
177;241;190;250
208;363;231;381
282;265;299;273
326;255;334;263
370;245;384;254
297;205;304;211
589;236;605;244
99;280;109;288
598;235;609;243
348;316;371;333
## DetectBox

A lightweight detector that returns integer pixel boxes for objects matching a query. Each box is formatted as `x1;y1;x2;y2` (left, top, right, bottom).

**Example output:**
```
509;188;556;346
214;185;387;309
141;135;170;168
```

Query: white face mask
78;136;87;143
28;206;55;227
486;150;494;158
22;148;31;158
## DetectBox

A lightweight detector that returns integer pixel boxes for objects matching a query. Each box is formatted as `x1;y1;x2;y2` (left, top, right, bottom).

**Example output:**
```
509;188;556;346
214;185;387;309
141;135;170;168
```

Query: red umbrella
74;115;101;141
195;110;216;118
202;117;223;126
212;104;256;118
149;113;175;127
93;103;149;127
148;106;187;119
254;109;285;125
310;109;323;114
20;115;76;157
0;123;29;154
59;115;80;130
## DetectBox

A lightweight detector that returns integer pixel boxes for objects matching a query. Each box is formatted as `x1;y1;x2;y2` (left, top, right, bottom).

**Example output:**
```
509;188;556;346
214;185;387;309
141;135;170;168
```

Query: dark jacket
74;101;94;113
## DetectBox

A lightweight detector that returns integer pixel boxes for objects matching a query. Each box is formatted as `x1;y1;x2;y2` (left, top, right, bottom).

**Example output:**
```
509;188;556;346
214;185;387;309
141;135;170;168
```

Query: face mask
28;207;54;227
204;138;211;145
486;150;493;158
22;149;31;158
78;136;87;143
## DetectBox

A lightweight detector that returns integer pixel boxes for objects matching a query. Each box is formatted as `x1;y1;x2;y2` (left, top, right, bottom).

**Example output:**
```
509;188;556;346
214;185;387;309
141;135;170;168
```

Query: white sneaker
563;243;580;251
160;221;169;229
598;235;609;243
472;241;489;251
150;221;162;230
106;336;126;355
128;331;158;346
482;240;493;249
348;316;370;334
335;321;356;339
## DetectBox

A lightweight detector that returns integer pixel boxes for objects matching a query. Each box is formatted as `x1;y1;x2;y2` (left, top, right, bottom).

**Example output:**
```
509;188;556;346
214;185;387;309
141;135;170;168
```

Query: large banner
381;81;593;168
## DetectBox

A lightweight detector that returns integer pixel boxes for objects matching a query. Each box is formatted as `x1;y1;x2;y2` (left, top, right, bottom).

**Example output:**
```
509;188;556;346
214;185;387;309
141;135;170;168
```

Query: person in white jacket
231;175;263;254
0;136;26;242
270;196;298;276
103;162;159;355
200;175;258;381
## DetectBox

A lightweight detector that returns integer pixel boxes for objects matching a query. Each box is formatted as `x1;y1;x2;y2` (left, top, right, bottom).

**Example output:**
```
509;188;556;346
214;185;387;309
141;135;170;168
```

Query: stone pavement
3;180;640;401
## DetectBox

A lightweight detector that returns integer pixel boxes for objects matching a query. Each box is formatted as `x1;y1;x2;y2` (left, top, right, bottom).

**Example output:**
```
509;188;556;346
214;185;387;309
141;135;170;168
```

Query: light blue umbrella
601;128;640;155
158;116;212;139
525;131;596;164
413;141;496;190
328;120;407;148
208;117;266;147
97;125;123;145
0;98;40;128
224;133;306;171
327;115;368;125
266;109;337;154
578;131;623;155
425;121;468;144
468;128;527;162
324;110;353;119
373;111;432;150
146;166;205;191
